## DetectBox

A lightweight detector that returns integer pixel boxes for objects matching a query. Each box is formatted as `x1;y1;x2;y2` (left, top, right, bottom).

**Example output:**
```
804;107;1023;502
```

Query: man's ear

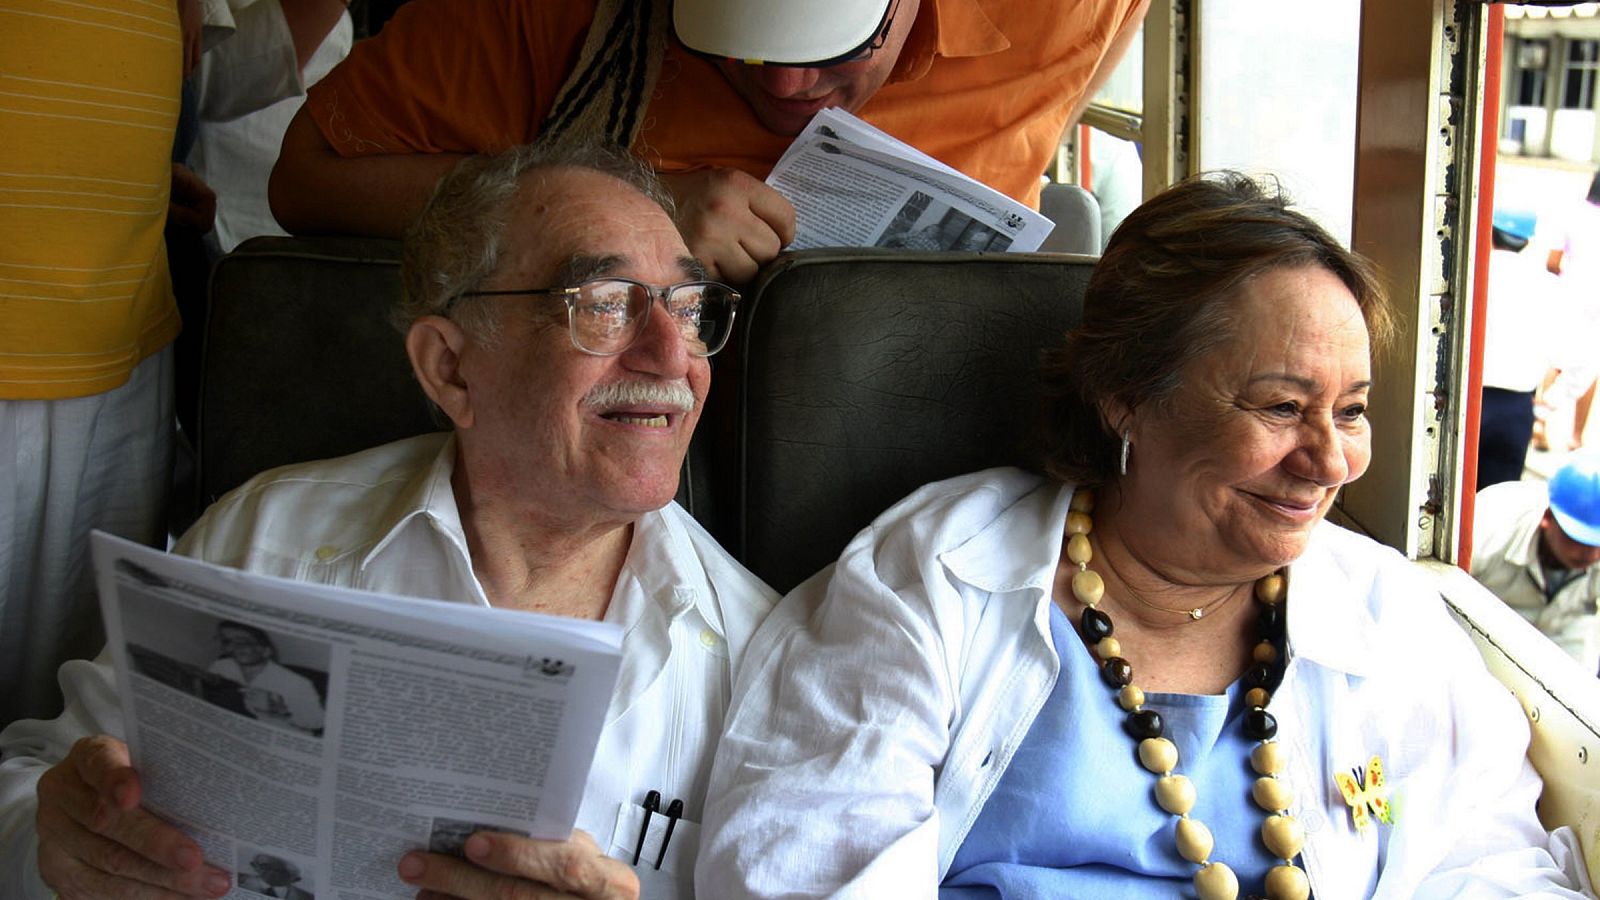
406;316;475;430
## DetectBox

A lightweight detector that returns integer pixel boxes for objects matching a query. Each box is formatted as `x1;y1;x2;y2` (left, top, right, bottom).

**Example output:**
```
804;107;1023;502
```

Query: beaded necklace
1062;488;1309;900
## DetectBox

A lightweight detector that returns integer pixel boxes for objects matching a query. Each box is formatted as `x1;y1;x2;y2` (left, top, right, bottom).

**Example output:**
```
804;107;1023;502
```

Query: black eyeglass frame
685;0;901;68
456;277;741;358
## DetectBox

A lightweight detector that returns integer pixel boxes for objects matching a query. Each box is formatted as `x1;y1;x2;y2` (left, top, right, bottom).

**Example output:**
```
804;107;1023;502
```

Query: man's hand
398;830;639;900
36;736;231;899
660;168;796;285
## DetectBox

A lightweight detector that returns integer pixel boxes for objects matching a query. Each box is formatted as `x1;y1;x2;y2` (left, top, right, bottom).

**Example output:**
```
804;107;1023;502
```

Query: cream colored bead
1066;510;1093;535
1264;863;1311;900
1070;488;1094;513
1155;774;1196;815
1245;687;1271;710
1252;640;1278;664
1066;532;1093;565
1251;740;1285;776
1261;814;1306;860
1138;737;1178;774
1175;816;1215;864
1255;572;1286;604
1096;636;1122;659
1251;776;1294;813
1071;569;1105;605
1193;861;1240;900
1118;684;1145;711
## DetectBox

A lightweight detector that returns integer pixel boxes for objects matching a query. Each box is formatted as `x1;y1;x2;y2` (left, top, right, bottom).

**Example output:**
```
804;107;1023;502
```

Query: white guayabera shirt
0;433;775;900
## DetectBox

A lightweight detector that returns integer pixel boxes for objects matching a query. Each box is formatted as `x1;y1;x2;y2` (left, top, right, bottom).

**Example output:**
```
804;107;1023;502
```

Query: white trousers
0;346;174;726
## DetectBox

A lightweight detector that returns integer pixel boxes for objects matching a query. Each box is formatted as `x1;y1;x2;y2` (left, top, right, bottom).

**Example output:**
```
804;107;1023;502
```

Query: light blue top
940;603;1284;899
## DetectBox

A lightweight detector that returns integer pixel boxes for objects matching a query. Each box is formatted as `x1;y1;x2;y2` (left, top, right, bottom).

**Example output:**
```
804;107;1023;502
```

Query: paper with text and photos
92;532;622;900
767;108;1055;253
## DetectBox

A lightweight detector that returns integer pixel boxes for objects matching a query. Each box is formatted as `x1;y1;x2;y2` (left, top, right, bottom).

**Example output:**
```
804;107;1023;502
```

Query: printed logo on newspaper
1002;212;1025;232
523;656;576;682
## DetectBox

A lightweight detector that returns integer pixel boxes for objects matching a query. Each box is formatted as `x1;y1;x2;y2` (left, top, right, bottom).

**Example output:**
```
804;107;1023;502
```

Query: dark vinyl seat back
195;236;709;527
732;250;1095;593
196;237;435;516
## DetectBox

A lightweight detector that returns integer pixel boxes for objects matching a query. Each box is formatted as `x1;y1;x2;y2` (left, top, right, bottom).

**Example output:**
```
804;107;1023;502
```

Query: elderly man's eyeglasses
458;278;739;357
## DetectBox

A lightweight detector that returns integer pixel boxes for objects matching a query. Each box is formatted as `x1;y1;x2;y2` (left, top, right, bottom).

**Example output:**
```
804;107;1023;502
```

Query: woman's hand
36;736;231;899
398;829;638;900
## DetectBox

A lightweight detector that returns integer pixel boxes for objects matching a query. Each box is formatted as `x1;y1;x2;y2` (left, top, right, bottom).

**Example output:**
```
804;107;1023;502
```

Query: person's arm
269;108;465;237
278;0;346;72
1063;0;1152;129
696;527;956;897
1367;569;1592;896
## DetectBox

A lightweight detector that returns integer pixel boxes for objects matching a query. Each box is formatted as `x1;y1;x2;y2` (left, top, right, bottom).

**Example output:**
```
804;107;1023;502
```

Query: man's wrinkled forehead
502;168;688;280
549;253;707;287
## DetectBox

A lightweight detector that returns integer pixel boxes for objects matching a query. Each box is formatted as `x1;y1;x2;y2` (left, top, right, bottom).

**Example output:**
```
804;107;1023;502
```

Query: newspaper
766;108;1055;253
90;532;623;900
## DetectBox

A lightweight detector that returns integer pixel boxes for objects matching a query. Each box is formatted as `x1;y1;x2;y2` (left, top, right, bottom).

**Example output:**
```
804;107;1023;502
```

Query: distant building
1502;4;1600;163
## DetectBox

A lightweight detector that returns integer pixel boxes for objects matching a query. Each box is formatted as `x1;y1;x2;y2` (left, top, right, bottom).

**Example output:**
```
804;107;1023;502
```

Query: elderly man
268;0;1148;281
0;142;775;899
1472;453;1600;672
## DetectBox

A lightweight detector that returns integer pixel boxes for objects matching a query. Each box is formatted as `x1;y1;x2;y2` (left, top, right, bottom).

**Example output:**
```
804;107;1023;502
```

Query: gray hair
396;140;676;339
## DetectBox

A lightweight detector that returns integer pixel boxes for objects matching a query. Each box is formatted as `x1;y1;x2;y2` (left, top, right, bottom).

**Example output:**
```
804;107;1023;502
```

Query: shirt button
699;628;720;650
314;545;340;561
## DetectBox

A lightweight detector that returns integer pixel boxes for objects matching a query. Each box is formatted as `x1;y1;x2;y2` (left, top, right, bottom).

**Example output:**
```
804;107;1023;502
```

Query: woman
696;174;1591;898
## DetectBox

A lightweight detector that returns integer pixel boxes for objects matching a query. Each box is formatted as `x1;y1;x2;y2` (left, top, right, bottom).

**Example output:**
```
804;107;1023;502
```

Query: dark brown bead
1243;663;1277;691
1244;708;1279;741
1257;603;1284;637
1082;607;1114;642
1100;657;1133;688
1124;708;1165;740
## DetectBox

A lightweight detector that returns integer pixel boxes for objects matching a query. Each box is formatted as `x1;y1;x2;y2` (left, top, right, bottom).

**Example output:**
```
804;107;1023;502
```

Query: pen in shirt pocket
630;789;685;870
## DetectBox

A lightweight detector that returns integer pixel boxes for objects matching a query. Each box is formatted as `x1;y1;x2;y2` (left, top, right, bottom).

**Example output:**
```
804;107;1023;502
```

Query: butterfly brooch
1334;754;1395;832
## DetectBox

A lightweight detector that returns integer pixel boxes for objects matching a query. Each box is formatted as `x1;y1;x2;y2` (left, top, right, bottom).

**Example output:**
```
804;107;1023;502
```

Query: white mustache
583;380;697;412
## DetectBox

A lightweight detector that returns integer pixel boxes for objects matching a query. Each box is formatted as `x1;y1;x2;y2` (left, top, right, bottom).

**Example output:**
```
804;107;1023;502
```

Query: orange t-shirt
307;0;1143;210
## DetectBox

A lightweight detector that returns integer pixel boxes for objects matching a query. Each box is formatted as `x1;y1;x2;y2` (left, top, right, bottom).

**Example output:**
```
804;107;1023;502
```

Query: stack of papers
767;108;1055;253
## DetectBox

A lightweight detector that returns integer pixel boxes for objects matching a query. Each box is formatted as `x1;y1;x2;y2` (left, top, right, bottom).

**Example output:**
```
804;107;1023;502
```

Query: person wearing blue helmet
1478;208;1559;489
1472;452;1600;672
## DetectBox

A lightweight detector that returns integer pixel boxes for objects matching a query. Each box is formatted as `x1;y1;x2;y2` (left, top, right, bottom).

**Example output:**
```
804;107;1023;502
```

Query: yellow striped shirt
0;0;183;399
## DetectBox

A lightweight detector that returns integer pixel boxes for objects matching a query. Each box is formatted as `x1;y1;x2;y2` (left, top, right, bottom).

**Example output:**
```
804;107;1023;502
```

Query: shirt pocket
607;800;701;885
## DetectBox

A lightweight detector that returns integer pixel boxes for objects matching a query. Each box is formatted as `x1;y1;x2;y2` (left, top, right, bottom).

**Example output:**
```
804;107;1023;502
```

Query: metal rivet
1529;706;1541;723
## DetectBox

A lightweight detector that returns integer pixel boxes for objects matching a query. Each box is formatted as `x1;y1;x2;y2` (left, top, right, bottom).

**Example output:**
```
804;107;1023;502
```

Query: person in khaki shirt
1472;452;1600;673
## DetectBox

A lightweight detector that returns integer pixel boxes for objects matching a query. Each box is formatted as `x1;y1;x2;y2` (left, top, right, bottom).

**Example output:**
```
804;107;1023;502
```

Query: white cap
673;0;896;65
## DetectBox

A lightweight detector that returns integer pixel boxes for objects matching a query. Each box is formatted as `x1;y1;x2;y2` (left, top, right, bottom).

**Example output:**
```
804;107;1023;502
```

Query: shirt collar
940;478;1074;600
940;480;1384;679
361;433;472;576
609;503;722;636
1281;523;1381;677
892;0;1010;83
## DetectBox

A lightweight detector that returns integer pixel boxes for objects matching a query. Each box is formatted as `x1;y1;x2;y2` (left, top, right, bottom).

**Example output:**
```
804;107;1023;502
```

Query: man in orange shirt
270;0;1148;282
